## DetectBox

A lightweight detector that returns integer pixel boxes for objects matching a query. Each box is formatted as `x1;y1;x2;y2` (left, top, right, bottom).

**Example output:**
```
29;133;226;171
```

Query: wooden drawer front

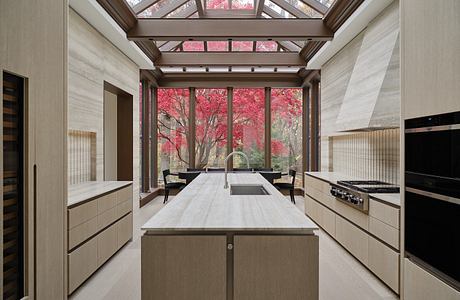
68;201;97;229
97;224;118;266
305;175;329;193
68;237;98;294
369;217;399;250
68;217;98;250
306;196;335;237
97;206;118;231
117;185;132;204
368;237;399;293
117;212;133;249
117;199;132;219
335;215;368;265
306;186;335;210
97;193;117;214
369;199;399;229
334;200;369;231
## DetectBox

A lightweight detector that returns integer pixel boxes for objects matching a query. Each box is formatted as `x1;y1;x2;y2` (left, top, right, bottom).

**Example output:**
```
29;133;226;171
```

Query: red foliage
157;87;302;167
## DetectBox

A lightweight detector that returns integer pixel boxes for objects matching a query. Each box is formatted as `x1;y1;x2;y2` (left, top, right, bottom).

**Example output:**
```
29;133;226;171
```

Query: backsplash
68;130;97;185
331;129;400;185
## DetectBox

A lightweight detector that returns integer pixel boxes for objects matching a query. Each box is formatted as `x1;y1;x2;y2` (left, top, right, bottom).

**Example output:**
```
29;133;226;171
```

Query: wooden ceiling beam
299;40;326;61
324;0;365;31
156;52;306;66
255;0;266;17
195;0;205;17
128;18;333;41
158;73;302;87
96;0;137;31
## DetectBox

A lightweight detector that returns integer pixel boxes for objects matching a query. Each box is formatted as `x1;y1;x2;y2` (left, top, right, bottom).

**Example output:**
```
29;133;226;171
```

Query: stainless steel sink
230;184;271;195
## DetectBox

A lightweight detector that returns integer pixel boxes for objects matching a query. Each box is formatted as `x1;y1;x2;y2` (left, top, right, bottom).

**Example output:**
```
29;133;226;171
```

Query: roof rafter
299;0;328;15
148;0;190;18
195;0;205;16
156;52;306;66
255;0;266;17
270;0;309;18
128;18;333;41
133;0;161;14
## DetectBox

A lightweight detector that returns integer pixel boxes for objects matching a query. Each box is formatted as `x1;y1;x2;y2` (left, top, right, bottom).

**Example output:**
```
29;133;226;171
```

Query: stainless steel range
330;180;400;212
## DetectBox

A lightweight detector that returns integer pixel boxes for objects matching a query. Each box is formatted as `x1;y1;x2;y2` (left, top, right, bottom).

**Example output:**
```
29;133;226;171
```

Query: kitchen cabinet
141;235;227;300
404;258;459;300
305;173;401;294
234;235;318;300
67;182;133;294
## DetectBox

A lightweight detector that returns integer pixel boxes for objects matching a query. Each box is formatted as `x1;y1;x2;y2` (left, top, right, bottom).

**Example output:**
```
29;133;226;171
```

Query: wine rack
3;72;24;299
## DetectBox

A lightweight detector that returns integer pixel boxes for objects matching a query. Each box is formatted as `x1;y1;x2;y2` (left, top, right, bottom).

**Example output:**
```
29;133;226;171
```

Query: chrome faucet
224;151;250;189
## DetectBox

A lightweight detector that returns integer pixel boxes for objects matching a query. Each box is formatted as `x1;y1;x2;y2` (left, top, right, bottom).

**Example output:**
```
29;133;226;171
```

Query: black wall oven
405;111;460;290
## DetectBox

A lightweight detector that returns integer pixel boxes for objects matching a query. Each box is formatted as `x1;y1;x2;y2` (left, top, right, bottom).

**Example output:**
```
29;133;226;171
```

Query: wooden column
189;87;196;169
310;80;320;171
141;79;150;192
264;87;271;168
302;86;310;177
227;87;233;170
150;87;158;188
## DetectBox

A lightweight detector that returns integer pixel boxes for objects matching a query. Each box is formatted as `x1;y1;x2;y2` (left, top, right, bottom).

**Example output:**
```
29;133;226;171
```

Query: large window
157;88;190;184
233;88;265;168
195;88;227;169
271;88;303;186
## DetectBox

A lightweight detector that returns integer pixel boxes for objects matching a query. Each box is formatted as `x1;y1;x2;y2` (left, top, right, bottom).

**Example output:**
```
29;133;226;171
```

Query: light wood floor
69;196;399;300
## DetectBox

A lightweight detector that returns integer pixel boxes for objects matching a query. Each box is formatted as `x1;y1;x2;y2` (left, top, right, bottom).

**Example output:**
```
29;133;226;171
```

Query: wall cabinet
67;184;133;294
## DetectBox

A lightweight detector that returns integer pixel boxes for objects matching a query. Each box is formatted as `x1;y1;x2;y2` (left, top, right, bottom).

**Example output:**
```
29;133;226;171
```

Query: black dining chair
254;168;273;171
186;168;204;172
163;169;186;204
274;169;296;204
232;168;252;172
206;167;225;172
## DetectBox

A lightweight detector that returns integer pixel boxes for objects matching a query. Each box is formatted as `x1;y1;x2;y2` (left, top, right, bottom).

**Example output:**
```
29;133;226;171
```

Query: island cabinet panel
141;235;227;300
233;235;319;300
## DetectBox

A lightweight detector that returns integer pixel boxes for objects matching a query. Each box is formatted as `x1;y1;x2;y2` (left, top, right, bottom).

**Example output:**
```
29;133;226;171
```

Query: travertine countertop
142;173;318;233
68;181;132;208
305;172;401;207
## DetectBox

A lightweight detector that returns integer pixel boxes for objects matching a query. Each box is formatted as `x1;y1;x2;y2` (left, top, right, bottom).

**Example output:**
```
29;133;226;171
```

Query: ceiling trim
70;0;153;69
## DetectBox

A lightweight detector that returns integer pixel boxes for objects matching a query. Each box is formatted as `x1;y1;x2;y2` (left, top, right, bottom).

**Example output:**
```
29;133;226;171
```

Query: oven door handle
405;124;460;133
406;187;460;205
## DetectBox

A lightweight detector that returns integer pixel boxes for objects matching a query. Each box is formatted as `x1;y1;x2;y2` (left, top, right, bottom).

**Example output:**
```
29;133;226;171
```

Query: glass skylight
232;41;253;51
208;41;229;51
256;41;278;52
265;0;295;18
182;41;205;51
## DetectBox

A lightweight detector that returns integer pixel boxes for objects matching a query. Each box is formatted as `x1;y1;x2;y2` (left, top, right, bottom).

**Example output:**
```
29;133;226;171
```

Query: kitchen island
141;172;319;300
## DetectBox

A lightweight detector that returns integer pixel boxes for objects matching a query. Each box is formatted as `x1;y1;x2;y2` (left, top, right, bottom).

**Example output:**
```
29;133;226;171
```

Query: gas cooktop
337;180;400;193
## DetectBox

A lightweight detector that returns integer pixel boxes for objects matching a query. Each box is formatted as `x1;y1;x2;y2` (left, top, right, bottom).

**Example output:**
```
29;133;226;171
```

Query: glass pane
232;41;253;51
157;89;190;185
256;41;278;51
166;1;196;17
293;1;322;17
232;0;254;9
233;88;265;168
183;41;205;51
317;0;335;8
126;0;143;7
206;0;230;9
138;0;173;17
195;89;228;168
265;0;295;18
208;41;229;51
271;88;303;187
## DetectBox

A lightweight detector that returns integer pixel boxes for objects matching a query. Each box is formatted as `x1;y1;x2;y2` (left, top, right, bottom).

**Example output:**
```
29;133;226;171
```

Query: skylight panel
138;0;172;17
182;41;205;51
232;0;254;9
265;0;295;18
232;41;253;51
206;0;230;9
256;41;278;52
293;1;322;17
208;41;229;51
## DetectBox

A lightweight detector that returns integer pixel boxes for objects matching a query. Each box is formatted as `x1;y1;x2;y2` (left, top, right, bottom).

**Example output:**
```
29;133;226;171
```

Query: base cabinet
141;234;319;300
234;235;318;300
404;259;459;300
